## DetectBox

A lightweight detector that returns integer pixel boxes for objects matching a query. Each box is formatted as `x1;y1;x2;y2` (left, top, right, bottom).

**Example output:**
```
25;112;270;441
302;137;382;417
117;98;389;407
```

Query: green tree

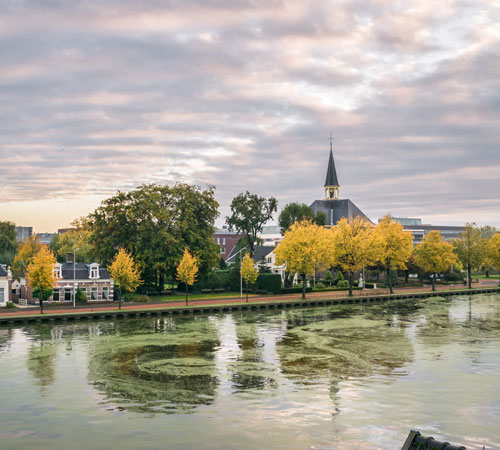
240;252;258;302
453;223;485;289
414;231;457;291
373;215;414;294
278;203;314;233
0;221;17;265
88;183;219;293
108;248;142;309
50;218;94;263
26;246;59;314
176;248;199;306
226;191;277;255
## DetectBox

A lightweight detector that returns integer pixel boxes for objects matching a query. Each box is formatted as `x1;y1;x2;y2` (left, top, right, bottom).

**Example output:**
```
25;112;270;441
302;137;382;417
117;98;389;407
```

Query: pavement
1;279;498;318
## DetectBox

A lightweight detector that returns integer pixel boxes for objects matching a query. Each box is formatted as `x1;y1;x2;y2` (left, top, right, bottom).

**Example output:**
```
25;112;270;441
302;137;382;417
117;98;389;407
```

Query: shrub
76;288;87;303
257;273;281;294
134;295;151;303
337;280;350;289
325;271;333;285
364;283;376;289
333;271;344;286
281;287;313;294
315;281;325;289
5;302;14;308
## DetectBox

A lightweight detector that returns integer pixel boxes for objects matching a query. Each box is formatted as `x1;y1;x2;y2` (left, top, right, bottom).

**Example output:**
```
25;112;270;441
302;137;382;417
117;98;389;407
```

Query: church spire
324;131;340;200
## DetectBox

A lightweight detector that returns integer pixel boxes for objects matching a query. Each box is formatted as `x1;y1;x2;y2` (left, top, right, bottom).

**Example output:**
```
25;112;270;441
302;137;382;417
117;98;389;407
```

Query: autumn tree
108;248;142;309
453;223;485;289
330;216;377;296
373;215;414;294
26;246;59;314
488;234;500;286
240;252;258;302
274;220;331;299
176;248;199;306
12;235;43;280
278;203;326;234
50;218;94;263
88;183;219;293
226;191;277;255
414;231;457;291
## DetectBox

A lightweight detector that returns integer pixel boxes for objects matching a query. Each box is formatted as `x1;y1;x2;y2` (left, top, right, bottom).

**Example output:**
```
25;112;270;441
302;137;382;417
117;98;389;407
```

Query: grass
158;292;256;302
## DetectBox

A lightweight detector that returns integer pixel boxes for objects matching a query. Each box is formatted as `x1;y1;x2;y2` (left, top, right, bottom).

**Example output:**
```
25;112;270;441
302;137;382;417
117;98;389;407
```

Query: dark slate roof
0;264;7;277
252;246;275;263
310;199;373;226
60;262;111;280
324;148;339;187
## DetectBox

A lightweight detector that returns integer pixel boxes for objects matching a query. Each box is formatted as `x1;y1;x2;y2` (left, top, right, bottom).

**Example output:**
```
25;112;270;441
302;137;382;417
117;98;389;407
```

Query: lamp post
72;248;79;308
225;246;248;299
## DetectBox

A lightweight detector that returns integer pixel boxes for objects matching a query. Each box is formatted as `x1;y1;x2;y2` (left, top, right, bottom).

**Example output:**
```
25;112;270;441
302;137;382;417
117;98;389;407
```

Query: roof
310;199;373;226
324;148;339;187
0;265;8;277
259;225;283;235
60;262;111;280
252;246;275;263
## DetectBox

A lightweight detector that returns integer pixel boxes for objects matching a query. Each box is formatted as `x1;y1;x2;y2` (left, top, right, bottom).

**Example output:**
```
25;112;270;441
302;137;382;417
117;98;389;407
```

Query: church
310;139;372;226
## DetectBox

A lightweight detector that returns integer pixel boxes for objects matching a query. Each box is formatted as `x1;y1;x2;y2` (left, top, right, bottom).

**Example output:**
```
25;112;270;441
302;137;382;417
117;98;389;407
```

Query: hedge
257;273;282;294
281;287;313;294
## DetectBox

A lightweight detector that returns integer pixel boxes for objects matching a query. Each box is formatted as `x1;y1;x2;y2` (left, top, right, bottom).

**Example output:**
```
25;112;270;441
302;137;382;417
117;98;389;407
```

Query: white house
0;264;12;307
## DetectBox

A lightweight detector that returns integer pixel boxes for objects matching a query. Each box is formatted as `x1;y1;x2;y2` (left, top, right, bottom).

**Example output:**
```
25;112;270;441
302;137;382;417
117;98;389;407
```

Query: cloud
1;0;500;229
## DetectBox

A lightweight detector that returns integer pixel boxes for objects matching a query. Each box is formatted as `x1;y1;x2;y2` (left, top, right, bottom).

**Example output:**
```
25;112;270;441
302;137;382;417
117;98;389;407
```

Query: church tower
324;134;340;200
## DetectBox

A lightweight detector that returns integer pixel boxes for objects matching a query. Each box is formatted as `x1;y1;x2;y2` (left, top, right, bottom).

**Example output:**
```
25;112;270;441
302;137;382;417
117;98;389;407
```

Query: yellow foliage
414;230;457;274
176;248;199;286
374;215;413;270
241;252;258;284
274;220;331;276
26;246;59;293
488;233;500;271
12;235;43;280
108;248;142;293
330;216;377;276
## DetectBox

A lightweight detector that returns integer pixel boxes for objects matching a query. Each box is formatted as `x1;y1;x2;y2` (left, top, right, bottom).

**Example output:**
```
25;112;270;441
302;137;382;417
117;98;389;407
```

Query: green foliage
32;287;53;301
226;191;277;254
281;287;313;294
315;281;325;289
0;221;17;255
337;279;350;289
325;270;333;285
5;302;14;308
76;288;87;303
134;295;151;303
257;273;281;294
334;271;344;285
278;203;315;233
315;211;327;226
0;250;15;266
384;270;399;287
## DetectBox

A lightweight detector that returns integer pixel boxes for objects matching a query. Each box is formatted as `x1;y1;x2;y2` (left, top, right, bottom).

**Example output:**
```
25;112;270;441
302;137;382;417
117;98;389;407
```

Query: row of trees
275;217;500;299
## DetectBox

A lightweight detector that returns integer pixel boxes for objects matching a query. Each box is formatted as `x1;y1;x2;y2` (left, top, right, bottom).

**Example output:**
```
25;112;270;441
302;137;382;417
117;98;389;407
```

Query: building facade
0;265;12;307
15;226;32;242
213;228;244;261
388;217;464;244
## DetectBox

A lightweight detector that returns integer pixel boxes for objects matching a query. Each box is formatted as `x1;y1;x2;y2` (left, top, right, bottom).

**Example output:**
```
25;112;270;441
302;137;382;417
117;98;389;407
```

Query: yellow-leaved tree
488;233;500;286
414;230;457;291
452;223;485;289
26;246;60;314
330;216;377;296
240;252;258;302
176;248;199;306
374;215;414;294
108;248;142;309
274;220;331;299
12;235;43;281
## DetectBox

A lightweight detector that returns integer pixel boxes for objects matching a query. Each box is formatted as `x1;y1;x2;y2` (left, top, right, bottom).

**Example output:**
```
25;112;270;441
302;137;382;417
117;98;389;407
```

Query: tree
279;203;320;233
226;191;277;255
414;231;457;291
373;215;414;294
12;235;43;280
274;220;331;299
50;218;94;263
240;252;258;302
176;248;199;306
487;233;500;286
108;248;142;309
0;221;17;265
330;217;377;296
453;223;485;289
88;183;219;293
26;246;59;314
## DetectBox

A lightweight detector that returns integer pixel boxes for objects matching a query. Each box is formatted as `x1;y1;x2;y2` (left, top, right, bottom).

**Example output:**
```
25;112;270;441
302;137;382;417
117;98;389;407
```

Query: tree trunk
246;281;249;303
302;274;306;299
387;267;393;294
40;287;44;314
405;270;409;283
348;272;353;297
159;271;165;295
119;287;122;310
185;284;188;306
485;270;489;278
467;264;472;289
431;274;435;291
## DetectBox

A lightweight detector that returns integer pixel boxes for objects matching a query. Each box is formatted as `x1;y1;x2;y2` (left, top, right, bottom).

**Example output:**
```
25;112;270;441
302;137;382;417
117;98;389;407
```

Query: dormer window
54;263;62;279
89;263;100;279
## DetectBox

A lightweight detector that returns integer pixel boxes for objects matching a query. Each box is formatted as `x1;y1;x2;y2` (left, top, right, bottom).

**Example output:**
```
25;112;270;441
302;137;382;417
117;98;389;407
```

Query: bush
315;281;325;289
364;283;376;289
444;272;463;282
76;288;87;303
281;287;313;294
5;302;14;308
134;295;151;303
337;280;350;289
257;273;281;294
353;280;359;287
325;271;333;285
333;271;344;286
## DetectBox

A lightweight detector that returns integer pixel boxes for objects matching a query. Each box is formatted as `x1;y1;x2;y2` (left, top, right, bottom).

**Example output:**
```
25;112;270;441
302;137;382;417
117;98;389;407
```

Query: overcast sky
1;0;499;231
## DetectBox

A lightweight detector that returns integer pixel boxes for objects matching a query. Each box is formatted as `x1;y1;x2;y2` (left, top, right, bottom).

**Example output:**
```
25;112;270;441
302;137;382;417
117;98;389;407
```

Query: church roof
324;148;339;187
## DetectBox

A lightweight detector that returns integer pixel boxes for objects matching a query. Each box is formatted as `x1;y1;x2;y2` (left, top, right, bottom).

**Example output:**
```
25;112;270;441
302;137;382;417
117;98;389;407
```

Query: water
1;294;499;449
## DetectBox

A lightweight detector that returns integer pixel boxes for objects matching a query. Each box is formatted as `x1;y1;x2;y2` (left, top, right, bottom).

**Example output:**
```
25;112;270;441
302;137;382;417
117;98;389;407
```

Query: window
90;265;99;279
0;288;4;303
102;287;109;300
267;257;272;264
53;264;62;278
217;237;220;244
219;246;225;254
91;287;98;300
53;289;60;301
222;237;226;245
64;288;72;301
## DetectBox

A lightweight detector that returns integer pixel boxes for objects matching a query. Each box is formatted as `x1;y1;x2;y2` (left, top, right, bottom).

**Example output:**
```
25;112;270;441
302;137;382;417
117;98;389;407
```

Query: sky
1;0;499;232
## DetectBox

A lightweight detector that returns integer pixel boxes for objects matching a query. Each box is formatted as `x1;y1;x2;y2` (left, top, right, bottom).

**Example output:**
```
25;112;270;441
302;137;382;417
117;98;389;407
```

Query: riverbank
1;283;499;325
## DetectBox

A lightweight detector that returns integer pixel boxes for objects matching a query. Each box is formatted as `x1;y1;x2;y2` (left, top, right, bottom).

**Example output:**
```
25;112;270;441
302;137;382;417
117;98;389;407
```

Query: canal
1;294;499;449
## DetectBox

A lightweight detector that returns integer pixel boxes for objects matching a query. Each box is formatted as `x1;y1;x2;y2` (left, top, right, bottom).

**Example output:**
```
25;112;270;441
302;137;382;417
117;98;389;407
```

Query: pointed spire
324;132;339;187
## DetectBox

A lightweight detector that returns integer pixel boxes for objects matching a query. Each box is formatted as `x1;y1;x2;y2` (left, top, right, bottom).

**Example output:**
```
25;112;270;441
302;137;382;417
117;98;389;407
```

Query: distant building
310;138;372;226
58;228;76;234
382;217;464;244
258;225;283;246
0;265;12;306
15;226;32;242
36;232;57;245
213;228;243;261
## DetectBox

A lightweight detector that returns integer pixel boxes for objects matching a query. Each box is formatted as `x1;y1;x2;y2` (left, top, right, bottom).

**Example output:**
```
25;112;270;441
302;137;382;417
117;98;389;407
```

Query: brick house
213;228;244;262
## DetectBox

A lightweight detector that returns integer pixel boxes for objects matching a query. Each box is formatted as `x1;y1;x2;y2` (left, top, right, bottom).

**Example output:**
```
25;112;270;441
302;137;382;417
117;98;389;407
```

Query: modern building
15;226;32;242
386;217;464;244
258;225;283;246
213;228;244;261
0;265;12;307
310;139;372;226
36;232;57;245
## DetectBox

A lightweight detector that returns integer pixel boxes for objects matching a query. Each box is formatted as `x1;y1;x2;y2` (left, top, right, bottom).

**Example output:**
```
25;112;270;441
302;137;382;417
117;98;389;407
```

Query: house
213;228;244;261
252;246;287;282
0;265;12;307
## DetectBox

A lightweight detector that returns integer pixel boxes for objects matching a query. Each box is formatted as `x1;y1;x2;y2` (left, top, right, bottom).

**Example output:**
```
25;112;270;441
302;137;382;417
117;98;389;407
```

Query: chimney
66;253;74;264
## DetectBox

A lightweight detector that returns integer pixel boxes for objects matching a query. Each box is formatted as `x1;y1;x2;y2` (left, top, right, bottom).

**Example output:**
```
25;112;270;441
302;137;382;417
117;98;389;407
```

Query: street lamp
226;246;248;299
73;248;79;308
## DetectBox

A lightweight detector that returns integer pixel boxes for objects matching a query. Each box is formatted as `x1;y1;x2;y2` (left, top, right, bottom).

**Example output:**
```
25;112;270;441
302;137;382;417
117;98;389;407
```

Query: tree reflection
27;342;57;387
